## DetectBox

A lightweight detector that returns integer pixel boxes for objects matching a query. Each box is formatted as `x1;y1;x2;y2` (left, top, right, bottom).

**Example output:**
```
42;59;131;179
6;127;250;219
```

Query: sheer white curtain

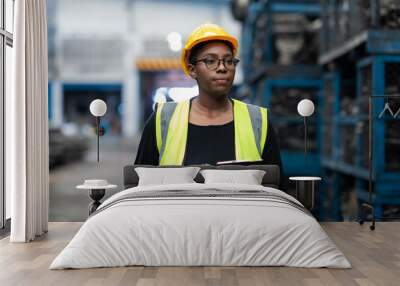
7;0;49;242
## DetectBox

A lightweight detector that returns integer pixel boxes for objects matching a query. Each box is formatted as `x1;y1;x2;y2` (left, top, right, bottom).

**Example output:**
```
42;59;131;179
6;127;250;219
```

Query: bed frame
123;164;280;189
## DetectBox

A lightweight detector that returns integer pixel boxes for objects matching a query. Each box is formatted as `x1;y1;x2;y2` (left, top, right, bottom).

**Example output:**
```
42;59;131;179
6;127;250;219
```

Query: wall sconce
297;99;315;160
89;99;107;162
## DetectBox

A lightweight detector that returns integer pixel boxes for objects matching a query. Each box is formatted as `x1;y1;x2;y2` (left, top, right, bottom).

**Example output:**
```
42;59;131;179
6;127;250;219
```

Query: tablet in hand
216;159;263;166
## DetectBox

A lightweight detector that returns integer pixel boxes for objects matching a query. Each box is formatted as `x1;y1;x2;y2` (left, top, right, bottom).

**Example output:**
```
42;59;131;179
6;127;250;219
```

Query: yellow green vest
155;99;268;165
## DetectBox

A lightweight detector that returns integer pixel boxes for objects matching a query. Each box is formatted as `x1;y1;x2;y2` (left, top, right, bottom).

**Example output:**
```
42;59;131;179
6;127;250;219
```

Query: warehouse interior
43;0;400;223
2;0;400;231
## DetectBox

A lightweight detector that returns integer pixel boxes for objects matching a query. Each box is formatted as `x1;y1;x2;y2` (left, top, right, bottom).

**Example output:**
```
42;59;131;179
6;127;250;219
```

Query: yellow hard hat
181;23;239;76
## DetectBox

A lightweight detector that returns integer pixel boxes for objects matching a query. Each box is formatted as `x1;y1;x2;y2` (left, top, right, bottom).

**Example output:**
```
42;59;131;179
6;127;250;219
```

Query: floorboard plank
0;222;399;286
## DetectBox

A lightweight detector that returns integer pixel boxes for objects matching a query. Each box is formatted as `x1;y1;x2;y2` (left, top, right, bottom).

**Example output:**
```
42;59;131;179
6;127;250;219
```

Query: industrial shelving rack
239;0;324;217
319;0;400;223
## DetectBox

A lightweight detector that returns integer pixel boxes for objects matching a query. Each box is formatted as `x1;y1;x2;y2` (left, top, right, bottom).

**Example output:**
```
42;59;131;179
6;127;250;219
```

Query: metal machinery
233;0;324;217
319;0;400;223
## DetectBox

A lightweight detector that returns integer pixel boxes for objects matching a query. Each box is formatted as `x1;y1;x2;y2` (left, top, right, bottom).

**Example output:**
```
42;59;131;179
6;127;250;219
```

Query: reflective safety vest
155;99;268;165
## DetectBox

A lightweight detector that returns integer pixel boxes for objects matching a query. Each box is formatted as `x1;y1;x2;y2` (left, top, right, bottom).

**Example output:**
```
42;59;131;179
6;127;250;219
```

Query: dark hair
188;40;234;65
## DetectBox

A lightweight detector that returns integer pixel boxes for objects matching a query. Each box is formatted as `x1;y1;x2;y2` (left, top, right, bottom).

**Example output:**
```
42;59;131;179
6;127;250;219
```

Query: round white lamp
89;99;107;162
297;99;315;117
297;99;315;160
90;99;107;117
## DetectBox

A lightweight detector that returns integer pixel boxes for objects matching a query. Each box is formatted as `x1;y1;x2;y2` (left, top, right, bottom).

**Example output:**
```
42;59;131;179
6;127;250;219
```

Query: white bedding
50;183;351;269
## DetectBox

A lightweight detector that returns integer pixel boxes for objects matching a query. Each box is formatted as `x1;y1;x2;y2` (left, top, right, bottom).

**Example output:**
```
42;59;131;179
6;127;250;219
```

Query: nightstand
289;176;321;210
77;179;117;215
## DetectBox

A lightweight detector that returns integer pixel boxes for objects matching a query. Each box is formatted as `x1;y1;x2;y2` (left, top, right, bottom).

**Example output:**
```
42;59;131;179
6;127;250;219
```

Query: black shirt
134;99;287;191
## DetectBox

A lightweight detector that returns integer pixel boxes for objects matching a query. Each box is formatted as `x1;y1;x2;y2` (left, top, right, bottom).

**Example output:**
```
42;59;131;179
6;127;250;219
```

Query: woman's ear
188;64;197;79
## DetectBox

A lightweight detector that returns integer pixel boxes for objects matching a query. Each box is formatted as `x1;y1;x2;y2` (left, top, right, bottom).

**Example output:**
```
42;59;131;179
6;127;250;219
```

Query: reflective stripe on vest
155;99;268;165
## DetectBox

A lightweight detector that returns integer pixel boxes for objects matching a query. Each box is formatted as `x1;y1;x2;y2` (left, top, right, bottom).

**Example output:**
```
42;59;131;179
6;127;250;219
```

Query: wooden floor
0;222;399;286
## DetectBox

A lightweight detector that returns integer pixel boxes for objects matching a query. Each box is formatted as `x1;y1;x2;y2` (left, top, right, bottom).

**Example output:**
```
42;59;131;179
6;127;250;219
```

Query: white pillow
135;167;201;186
200;169;266;185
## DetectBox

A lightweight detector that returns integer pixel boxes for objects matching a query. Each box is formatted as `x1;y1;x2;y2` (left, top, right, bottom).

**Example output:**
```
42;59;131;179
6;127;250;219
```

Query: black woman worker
135;23;286;191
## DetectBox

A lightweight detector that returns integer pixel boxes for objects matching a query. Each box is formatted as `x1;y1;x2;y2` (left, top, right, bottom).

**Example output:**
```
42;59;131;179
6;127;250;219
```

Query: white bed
50;183;351;269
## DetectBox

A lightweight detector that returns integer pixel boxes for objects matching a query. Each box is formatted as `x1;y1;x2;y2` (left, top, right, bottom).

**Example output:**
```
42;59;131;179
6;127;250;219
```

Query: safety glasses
193;56;240;71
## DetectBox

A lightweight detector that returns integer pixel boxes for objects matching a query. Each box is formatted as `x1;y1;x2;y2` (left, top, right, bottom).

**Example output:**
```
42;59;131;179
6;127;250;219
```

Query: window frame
0;0;14;231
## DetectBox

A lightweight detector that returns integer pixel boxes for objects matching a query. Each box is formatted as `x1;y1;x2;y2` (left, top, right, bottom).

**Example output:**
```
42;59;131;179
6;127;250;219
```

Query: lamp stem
304;116;307;162
96;116;100;162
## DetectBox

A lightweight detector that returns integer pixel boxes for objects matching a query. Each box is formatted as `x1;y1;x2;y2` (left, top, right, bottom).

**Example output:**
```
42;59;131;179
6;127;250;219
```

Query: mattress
50;183;351;269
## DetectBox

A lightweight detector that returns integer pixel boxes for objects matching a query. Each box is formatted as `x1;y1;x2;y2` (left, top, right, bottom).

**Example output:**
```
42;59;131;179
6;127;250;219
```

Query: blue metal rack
319;1;400;221
241;2;322;171
261;77;322;176
356;56;400;220
240;0;400;221
240;1;324;217
321;59;400;220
